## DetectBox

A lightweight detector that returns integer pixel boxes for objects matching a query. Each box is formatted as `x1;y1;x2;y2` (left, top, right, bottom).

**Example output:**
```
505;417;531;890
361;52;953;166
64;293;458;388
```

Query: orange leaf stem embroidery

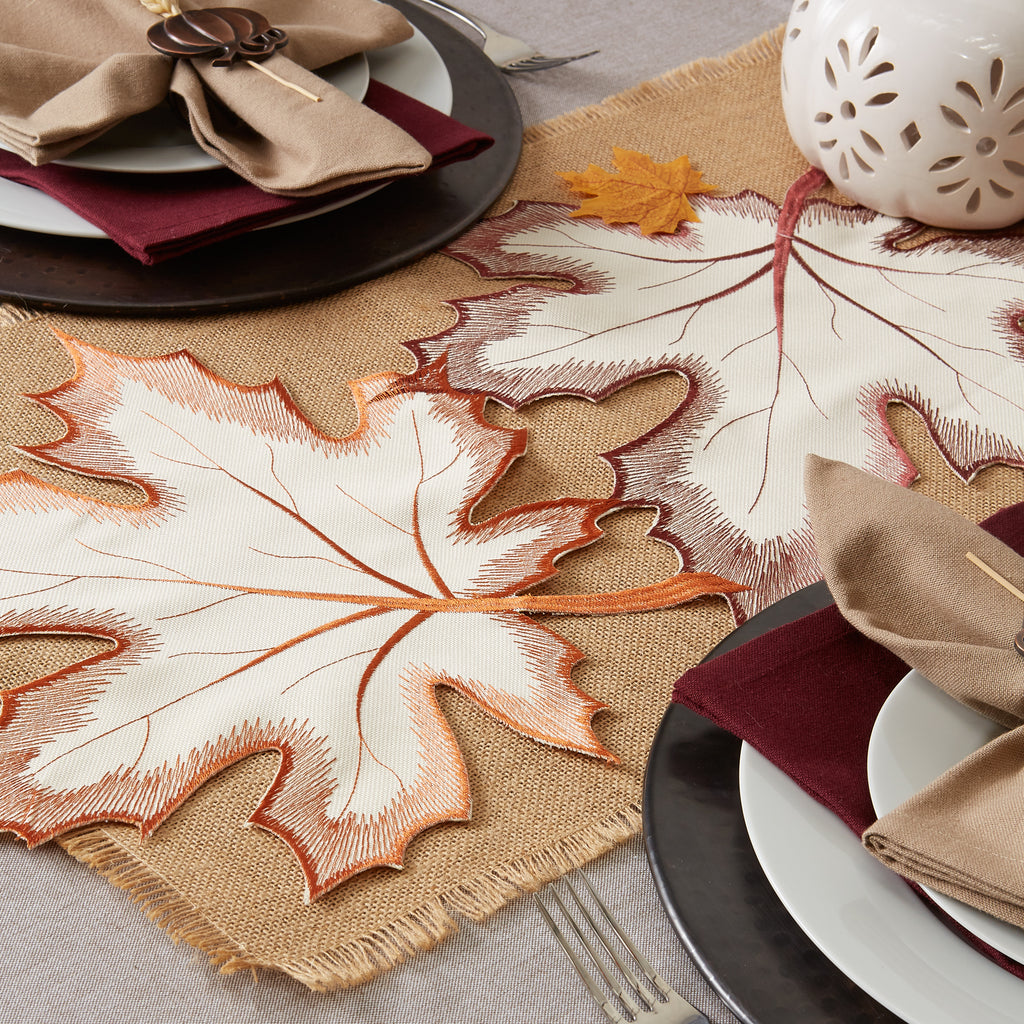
85;569;742;614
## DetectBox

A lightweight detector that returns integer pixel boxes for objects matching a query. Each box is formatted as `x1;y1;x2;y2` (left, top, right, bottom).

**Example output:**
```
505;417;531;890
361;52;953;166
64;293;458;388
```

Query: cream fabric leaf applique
0;335;742;901
410;169;1024;622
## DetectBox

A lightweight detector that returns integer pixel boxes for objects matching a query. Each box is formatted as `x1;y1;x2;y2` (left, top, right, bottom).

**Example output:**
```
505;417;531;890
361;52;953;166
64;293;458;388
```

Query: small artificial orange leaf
558;146;717;234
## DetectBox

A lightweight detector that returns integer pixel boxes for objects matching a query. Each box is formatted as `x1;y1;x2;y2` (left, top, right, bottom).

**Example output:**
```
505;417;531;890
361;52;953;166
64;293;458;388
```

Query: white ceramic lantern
781;0;1024;229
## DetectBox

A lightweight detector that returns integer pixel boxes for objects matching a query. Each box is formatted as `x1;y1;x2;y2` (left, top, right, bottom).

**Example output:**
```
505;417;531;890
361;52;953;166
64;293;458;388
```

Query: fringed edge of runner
0;302;48;326
58;828;251;973
58;803;641;993
274;802;641;992
523;24;785;145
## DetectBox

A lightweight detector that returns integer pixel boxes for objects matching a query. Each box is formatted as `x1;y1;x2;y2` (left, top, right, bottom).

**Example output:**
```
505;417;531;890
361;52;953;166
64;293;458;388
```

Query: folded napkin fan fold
805;455;1024;729
863;728;1024;930
170;54;430;195
0;46;171;159
672;478;1024;975
0;81;494;263
804;456;1024;934
0;0;429;194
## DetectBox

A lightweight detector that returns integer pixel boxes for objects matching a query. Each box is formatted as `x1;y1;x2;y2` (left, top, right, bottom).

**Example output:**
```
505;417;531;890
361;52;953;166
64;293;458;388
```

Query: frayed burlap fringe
58;804;641;992
0;302;48;326
442;804;641;919
58;830;250;971
523;24;785;145
276;804;641;992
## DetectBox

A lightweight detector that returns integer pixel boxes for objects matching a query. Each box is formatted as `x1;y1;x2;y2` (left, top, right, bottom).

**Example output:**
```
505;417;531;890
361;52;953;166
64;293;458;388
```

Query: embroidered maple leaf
558;147;716;234
0;335;742;901
410;169;1024;622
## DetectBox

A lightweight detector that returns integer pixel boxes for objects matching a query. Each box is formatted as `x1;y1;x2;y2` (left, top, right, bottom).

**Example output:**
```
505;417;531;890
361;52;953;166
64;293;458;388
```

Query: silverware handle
405;0;486;43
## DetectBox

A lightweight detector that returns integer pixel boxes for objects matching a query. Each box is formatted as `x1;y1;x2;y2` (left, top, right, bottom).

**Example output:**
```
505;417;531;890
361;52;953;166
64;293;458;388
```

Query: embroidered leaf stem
559;147;717;234
0;336;742;901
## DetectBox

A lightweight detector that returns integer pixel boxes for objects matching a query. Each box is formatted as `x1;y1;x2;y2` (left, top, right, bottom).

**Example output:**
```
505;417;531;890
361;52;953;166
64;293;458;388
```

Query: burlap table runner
1;26;1023;991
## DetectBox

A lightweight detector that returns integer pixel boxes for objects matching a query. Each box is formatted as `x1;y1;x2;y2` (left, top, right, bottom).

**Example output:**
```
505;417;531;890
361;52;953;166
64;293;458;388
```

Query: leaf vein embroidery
721;326;777;360
279;646;378;695
157;591;250;622
792;250;1024;417
125;717;152;776
143;409;430;599
31;606;388;777
334;481;413;536
74;537;200;582
781;350;828;419
345;612;430;815
1;575;82;602
265;441;300;514
410;408;456;599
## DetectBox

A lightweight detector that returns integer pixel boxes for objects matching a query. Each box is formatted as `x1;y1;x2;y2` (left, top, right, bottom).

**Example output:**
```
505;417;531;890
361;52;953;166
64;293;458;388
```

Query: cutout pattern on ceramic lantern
925;59;1024;217
781;0;1024;229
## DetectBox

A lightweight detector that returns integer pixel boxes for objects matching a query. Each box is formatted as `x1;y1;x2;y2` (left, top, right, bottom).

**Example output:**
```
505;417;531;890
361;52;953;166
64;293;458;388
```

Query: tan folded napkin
805;455;1024;929
0;0;431;195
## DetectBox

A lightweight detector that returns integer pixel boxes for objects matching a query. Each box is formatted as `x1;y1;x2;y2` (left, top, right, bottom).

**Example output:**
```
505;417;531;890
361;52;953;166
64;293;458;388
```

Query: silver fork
534;872;710;1024
410;0;598;72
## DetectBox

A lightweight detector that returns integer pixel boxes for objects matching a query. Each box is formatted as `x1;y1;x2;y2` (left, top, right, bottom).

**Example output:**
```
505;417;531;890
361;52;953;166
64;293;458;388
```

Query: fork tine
538;872;713;1024
502;50;599;72
409;0;598;73
574;870;674;1000
548;885;646;1019
561;877;658;1010
533;892;629;1024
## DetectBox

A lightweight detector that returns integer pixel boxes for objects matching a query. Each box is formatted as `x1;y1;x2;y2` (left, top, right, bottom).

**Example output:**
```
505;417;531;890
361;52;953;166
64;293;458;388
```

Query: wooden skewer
965;551;1024;603
244;60;321;102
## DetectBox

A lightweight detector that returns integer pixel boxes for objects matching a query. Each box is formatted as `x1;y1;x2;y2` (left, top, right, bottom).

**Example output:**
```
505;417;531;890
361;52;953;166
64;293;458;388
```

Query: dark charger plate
643;582;902;1024
0;0;521;315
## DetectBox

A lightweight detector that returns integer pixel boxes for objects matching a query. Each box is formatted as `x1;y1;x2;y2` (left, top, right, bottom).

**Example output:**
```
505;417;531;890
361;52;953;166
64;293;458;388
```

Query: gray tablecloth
0;2;792;1021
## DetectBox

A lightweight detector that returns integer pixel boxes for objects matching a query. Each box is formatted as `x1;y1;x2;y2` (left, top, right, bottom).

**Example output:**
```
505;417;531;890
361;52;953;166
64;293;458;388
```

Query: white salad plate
739;727;1024;1024
0;25;452;239
867;668;1022;961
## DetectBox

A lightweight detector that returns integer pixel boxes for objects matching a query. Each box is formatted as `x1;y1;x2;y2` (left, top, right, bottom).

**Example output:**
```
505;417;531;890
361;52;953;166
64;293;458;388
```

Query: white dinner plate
0;25;452;239
739;740;1024;1024
45;53;370;174
867;668;1023;961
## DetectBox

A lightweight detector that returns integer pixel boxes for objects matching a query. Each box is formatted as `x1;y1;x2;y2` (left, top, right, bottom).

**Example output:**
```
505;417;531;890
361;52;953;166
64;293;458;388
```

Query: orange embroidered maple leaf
559;146;716;234
0;335;744;901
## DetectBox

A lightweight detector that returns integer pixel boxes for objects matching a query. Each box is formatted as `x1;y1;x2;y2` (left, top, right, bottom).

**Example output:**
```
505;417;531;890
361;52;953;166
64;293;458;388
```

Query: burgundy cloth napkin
0;81;493;264
671;499;1024;978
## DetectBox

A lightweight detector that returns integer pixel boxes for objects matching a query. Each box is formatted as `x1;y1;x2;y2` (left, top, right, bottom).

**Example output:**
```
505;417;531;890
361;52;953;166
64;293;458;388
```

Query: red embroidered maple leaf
410;169;1024;621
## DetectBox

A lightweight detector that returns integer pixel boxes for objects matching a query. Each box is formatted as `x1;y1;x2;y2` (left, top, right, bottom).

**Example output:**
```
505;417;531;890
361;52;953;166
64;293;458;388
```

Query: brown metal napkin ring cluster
965;552;1024;656
143;3;321;101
